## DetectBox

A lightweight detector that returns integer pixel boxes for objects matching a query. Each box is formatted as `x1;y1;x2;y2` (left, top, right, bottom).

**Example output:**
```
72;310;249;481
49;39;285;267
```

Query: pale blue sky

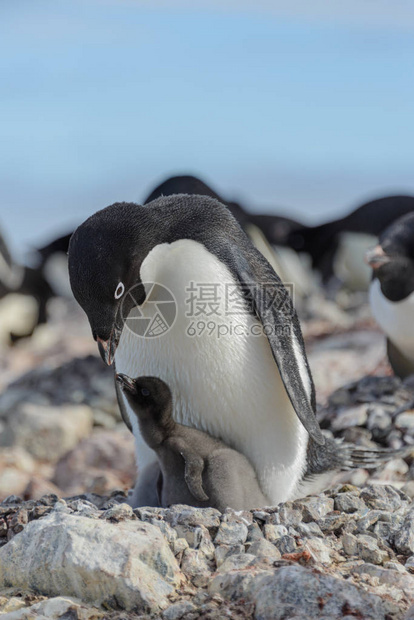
1;1;414;257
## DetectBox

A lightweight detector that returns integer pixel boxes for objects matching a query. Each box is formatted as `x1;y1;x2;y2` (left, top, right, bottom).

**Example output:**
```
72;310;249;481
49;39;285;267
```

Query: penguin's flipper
169;437;209;501
236;258;324;445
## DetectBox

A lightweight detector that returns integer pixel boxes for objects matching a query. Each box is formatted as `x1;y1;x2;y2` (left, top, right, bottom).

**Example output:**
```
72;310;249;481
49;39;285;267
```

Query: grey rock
334;492;366;514
317;512;348;533
356;534;390;565
163;601;197;620
0;511;182;612
278;502;303;525
263;523;288;543
217;553;256;573
103;502;134;521
246;522;263;542
0;596;104;619
395;509;414;554
367;408;392;431
215;544;245;567
150;518;177;545
180;548;211;587
164;505;221;530
298;495;334;521
396;411;414;430
353;563;414;598
275;535;297;555
0;403;93;463
354;510;385;533
252;510;269;522
172;538;189;557
373;521;395;542
304;538;333;564
342;533;358;556
214;565;391;619
360;485;403;511
174;524;204;547
331;404;368;431
296;521;323;538
222;508;253;525
405;555;414;572
402;481;414;499
197;526;216;561
209;567;271;602
214;521;248;546
384;560;408;573
246;538;281;561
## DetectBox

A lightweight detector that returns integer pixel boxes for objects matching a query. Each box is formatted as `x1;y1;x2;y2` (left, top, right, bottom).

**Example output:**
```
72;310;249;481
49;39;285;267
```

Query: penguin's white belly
369;279;414;361
115;239;308;505
334;232;377;290
43;253;72;298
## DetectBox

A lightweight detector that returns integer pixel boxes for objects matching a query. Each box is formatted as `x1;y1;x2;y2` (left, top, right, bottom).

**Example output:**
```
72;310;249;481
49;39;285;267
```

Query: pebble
275;535;297;555
356;534;390;565
297;495;334;521
263;524;287;543
334;492;366;514
214;521;248;546
395;509;414;554
246;538;281;561
214;544;244;567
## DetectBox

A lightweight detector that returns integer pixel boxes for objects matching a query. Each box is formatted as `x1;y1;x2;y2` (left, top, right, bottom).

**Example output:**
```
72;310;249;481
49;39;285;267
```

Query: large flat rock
0;511;183;613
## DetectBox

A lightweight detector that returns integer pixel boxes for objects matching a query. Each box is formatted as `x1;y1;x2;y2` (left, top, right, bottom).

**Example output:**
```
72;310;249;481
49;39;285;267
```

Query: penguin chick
116;373;270;511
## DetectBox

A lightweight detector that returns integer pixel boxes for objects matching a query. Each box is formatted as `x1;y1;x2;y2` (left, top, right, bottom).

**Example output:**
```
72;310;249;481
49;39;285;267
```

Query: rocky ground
0;295;413;618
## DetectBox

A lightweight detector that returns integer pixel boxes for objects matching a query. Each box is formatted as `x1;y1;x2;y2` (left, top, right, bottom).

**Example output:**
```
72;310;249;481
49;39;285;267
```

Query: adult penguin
366;212;414;379
288;195;414;287
68;194;324;507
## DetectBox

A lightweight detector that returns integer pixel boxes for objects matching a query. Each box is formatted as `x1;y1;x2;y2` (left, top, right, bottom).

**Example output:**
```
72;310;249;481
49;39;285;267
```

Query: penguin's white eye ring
114;282;125;299
141;388;150;397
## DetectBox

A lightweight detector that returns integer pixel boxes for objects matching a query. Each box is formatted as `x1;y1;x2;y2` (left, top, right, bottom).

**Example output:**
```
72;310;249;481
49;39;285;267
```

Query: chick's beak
365;245;391;269
115;373;136;393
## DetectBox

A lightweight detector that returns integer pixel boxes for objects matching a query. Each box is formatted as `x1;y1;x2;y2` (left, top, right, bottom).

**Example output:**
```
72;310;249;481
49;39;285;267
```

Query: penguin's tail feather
339;443;413;470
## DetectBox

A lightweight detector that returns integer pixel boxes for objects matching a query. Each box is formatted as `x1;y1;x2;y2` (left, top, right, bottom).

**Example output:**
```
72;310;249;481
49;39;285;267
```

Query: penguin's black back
36;232;73;266
288;195;414;278
143;174;249;226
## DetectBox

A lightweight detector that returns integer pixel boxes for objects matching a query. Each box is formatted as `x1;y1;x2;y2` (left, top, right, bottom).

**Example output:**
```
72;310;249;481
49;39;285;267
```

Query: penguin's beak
365;245;391;269
97;326;121;366
115;373;136;393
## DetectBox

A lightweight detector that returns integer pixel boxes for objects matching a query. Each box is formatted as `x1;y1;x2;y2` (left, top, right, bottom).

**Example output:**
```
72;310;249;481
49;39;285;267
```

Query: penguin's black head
365;212;414;301
116;374;172;422
68;202;156;364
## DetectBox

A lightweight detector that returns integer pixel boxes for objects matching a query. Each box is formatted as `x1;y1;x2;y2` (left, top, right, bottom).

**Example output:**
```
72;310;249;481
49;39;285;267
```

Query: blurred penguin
288;195;414;290
366;212;414;379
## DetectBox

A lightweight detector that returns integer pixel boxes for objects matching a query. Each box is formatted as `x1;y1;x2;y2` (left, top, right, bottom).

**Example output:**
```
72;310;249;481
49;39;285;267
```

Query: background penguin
35;232;74;298
366;212;414;379
288;195;414;289
68;194;325;508
144;174;315;305
116;374;269;511
0;225;54;343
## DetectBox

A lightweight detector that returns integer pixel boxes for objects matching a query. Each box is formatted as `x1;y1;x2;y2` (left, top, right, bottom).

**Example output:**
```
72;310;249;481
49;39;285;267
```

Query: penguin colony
3;175;414;510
